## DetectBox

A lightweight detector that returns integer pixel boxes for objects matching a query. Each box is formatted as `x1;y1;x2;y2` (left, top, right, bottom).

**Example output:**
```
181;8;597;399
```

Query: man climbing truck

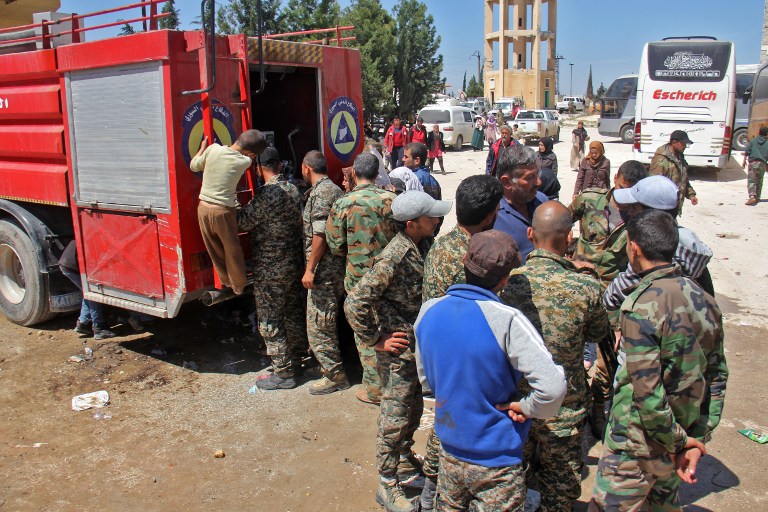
0;1;363;325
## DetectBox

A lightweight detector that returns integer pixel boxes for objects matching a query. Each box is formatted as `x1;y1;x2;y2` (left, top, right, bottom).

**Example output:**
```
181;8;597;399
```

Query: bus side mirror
744;86;752;104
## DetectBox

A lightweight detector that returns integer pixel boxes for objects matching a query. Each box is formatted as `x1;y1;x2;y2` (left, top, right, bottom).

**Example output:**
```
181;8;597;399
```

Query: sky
59;0;765;97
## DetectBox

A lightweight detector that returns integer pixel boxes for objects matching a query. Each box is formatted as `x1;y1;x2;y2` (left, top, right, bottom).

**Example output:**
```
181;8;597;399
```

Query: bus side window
753;70;768;104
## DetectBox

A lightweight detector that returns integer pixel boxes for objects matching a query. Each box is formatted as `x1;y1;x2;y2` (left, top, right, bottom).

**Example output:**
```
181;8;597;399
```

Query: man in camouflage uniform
345;191;452;512
326;152;397;404
569;160;647;436
649;130;698;216
238;147;307;390
500;201;609;512
743;126;768;206
300;150;349;395
418;174;503;511
589;209;728;511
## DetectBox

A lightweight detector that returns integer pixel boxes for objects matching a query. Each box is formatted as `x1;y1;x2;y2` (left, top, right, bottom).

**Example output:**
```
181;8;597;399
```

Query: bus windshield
646;41;732;83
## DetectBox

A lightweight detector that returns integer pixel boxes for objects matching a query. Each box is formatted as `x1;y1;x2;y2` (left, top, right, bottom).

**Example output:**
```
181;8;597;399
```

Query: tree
465;75;483;98
342;0;397;119
392;0;443;115
118;20;135;36
217;0;287;36
462;71;467;93
595;82;607;100
159;0;181;30
585;65;594;99
283;0;340;33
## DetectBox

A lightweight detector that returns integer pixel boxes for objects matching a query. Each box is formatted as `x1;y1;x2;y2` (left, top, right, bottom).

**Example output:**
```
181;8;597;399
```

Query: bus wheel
732;128;748;152
0;220;53;326
621;124;635;144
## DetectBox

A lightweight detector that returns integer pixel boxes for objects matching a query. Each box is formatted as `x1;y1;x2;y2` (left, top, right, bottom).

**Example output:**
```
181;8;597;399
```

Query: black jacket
426;131;446;153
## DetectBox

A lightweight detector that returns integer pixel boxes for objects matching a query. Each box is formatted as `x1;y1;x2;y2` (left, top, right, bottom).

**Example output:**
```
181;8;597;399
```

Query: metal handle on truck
181;0;217;96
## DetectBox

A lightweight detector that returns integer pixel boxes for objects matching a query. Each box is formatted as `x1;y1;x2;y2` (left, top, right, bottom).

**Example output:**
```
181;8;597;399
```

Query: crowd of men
226;130;727;512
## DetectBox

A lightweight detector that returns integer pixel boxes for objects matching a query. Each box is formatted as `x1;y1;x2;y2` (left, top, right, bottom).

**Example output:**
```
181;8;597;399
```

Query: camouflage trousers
356;333;382;402
436;449;526;512
253;276;308;378
591;350;613;419
524;425;585;512
306;274;345;379
375;348;423;478
748;160;766;200
589;444;680;512
423;426;441;479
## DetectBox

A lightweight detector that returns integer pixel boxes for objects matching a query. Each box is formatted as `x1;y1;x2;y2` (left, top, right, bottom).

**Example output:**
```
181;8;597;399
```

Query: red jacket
411;125;428;145
485;138;518;176
384;124;411;153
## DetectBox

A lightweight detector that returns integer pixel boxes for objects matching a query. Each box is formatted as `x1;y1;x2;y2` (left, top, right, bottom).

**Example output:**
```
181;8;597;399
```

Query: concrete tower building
484;0;557;109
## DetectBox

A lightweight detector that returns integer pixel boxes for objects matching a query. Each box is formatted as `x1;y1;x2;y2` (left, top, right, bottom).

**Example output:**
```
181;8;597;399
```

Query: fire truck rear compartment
250;66;320;171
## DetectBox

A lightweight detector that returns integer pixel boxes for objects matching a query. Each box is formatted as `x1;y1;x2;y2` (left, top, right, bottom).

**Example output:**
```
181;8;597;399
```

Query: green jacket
649;143;695;214
746;134;768;163
606;264;728;457
325;183;396;293
569;187;628;288
344;231;427;348
422;225;471;303
501;249;609;432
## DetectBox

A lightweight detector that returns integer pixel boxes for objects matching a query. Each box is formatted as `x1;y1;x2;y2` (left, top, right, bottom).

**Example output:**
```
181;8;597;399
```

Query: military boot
398;452;425;488
375;478;415;512
308;374;351;395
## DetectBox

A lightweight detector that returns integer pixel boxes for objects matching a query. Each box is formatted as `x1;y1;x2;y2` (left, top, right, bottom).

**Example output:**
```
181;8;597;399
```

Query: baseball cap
463;230;520;281
392;191;452;221
670;130;692;145
259;146;281;164
613;175;679;210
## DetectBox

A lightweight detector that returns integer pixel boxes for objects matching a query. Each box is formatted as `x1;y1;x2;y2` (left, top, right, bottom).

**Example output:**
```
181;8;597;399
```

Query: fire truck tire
0;220;53;326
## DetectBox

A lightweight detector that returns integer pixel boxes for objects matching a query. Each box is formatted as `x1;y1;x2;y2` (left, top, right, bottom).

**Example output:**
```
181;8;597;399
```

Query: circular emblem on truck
181;99;237;169
327;96;360;162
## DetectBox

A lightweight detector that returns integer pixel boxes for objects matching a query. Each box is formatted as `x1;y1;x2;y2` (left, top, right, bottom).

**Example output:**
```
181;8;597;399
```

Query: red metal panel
321;45;364;185
0;124;64;160
56;30;171;72
0;50;58;83
0;161;68;206
80;211;165;298
0;84;61;120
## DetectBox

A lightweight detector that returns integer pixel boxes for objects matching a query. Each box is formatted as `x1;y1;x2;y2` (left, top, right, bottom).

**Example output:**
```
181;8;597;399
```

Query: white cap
392;191;452;221
613;175;679;210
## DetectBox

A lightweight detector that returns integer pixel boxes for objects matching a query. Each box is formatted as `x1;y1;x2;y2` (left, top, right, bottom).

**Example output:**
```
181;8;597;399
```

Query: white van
463;97;493;116
418;105;476;150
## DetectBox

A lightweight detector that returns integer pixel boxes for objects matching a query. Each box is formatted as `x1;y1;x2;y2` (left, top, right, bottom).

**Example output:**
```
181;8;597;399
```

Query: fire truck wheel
0;220;53;326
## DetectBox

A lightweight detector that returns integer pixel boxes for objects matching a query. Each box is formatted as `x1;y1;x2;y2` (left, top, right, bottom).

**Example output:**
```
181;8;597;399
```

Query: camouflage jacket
237;175;304;282
501;249;609;432
344;231;427;348
569;187;628;288
303;176;345;281
422;225;471;302
326;183;397;292
607;264;728;457
649;143;695;214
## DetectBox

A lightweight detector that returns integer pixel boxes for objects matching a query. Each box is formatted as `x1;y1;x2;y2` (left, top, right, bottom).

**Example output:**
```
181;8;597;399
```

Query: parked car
514;109;560;143
418;105;475;150
556;96;585;113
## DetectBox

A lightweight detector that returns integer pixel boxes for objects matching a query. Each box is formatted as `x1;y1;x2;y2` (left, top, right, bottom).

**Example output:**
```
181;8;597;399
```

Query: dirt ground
1;128;767;511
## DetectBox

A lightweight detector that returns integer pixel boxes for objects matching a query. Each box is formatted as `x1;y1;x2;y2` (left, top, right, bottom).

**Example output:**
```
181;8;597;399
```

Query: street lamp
569;63;574;96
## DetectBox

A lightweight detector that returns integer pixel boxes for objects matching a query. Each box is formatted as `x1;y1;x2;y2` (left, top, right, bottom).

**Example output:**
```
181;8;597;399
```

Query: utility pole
555;55;565;97
470;50;482;84
569;63;574;96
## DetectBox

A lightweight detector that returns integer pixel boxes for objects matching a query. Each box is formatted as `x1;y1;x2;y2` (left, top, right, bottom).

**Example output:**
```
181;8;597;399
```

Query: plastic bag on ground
71;390;110;411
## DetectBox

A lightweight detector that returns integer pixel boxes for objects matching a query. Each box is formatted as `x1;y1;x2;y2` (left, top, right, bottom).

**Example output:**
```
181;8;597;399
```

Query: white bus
633;37;736;169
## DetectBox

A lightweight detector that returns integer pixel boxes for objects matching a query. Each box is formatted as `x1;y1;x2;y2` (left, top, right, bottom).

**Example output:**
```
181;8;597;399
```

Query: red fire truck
0;1;363;325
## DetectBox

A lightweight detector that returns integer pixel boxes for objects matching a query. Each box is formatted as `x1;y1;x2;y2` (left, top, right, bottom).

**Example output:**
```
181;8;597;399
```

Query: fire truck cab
0;2;363;325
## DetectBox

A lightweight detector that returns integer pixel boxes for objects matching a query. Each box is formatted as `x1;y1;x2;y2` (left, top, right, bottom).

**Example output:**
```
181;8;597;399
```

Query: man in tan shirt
191;129;267;294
